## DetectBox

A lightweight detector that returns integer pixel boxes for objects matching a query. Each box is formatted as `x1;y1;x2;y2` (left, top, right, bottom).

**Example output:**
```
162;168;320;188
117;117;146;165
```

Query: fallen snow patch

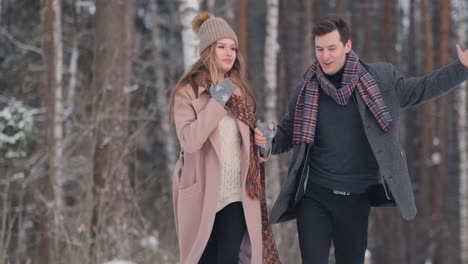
102;260;136;264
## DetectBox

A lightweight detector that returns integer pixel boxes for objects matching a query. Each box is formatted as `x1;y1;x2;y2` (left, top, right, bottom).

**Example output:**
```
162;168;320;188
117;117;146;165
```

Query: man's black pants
296;183;371;264
199;202;246;264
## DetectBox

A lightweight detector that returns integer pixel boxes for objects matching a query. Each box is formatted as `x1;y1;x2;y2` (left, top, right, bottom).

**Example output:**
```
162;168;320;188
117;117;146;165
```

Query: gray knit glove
256;120;277;156
209;78;236;107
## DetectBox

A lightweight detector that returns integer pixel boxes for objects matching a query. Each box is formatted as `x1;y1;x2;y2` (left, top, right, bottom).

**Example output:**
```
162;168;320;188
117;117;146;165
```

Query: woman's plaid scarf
293;50;393;144
196;73;282;264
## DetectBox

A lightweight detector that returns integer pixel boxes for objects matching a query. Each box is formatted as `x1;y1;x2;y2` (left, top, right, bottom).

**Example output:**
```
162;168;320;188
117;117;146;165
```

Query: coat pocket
178;152;199;191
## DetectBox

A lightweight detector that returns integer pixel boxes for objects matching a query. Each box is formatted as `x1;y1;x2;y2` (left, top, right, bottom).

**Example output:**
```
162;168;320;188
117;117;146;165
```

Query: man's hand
254;127;267;146
456;44;468;69
255;121;276;155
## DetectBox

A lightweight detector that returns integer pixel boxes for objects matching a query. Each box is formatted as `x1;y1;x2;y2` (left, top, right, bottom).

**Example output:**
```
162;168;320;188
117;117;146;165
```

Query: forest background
0;0;468;263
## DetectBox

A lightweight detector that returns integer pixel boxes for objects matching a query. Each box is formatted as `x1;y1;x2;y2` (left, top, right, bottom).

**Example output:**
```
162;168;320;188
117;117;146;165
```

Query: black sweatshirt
307;67;379;194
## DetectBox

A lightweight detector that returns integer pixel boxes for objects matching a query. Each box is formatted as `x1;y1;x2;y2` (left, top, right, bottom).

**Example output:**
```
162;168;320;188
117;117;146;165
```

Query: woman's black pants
199;202;246;264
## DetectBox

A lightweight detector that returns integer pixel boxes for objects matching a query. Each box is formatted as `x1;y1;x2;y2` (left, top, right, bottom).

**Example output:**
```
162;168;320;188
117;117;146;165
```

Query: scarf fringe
246;149;264;200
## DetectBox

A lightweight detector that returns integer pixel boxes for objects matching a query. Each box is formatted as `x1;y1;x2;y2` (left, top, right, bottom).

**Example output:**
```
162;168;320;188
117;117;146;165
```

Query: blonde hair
169;43;255;125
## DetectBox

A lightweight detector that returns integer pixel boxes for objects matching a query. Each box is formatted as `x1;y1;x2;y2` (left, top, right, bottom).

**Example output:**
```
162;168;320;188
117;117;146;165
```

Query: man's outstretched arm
395;45;468;108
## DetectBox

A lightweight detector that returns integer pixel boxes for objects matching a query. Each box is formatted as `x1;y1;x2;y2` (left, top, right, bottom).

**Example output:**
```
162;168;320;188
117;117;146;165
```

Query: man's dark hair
312;15;350;45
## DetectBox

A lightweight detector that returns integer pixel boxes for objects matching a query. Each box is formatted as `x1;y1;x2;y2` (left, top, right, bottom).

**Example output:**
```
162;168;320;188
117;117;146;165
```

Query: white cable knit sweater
216;113;243;211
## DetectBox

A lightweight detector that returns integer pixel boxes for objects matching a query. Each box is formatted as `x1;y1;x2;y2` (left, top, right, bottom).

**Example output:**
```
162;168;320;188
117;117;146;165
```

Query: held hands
255;120;276;155
209;78;236;106
456;44;468;69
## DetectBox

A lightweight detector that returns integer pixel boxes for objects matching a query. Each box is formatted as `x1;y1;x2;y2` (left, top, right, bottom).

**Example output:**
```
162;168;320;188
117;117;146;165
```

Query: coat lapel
237;120;251;184
196;85;223;162
208;128;222;163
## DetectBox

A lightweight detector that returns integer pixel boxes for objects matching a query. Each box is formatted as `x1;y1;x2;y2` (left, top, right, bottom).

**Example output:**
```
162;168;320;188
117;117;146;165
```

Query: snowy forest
0;0;467;263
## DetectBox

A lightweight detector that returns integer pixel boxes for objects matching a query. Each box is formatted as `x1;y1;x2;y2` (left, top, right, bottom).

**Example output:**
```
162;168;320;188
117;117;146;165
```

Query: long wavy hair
169;42;255;125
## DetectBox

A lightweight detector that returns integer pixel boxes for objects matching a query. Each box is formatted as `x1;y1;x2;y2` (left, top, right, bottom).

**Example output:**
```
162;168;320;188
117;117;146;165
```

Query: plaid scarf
293;50;393;144
196;73;282;264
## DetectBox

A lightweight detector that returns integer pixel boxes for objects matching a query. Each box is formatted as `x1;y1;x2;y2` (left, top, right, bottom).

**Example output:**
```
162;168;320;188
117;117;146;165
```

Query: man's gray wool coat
270;60;468;224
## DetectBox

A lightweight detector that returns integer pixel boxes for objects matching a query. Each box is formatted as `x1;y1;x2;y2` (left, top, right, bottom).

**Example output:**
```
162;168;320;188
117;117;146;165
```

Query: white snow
102;261;135;264
140;235;159;252
432;152;441;165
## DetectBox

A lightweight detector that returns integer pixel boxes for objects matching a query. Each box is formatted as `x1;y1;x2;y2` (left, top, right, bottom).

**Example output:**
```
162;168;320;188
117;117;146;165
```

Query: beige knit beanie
192;12;238;54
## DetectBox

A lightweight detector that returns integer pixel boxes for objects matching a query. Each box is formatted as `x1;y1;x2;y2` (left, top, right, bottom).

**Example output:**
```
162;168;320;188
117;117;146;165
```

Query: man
254;15;468;264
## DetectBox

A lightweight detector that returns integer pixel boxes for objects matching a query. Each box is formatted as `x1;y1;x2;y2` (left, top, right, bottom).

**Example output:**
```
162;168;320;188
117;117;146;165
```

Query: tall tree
202;0;215;11
457;1;468;263
148;2;179;260
364;0;374;62
178;0;199;68
91;0;136;262
370;2;408;264
419;0;437;262
42;0;63;261
335;0;342;15
263;0;282;261
264;0;279;159
264;1;279;140
433;0;451;262
302;0;314;65
275;1;313;262
224;0;235;26
383;0;396;63
405;1;420;261
239;0;248;70
149;0;176;184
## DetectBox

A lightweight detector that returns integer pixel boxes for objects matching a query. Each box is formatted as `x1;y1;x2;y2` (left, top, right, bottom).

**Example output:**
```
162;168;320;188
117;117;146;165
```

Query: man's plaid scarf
293;50;393;144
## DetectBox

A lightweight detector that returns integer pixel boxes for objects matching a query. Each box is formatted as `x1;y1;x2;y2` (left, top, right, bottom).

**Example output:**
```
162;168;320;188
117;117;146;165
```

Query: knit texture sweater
217;113;243;211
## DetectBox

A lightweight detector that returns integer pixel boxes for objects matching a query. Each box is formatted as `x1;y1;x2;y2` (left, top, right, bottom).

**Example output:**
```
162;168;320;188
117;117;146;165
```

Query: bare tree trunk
275;1;311;262
65;27;80;134
311;0;323;21
238;0;248;71
370;2;408;264
350;2;362;54
179;0;199;68
405;1;421;263
264;0;279;144
364;0;373;62
383;0;396;63
91;0;135;262
149;0;177;188
458;1;468;262
0;169;12;263
224;0;235;26
264;0;282;259
43;0;64;261
302;0;314;66
419;0;437;262
335;0;342;15
408;0;417;73
202;0;215;11
433;0;451;262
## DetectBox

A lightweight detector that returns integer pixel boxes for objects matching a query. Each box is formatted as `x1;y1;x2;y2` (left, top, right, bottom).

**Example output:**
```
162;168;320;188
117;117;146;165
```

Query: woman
169;12;281;264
